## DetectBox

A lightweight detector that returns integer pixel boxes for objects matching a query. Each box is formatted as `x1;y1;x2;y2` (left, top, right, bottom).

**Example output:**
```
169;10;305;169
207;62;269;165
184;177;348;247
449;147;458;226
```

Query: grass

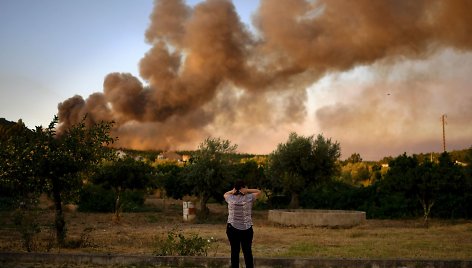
0;197;471;260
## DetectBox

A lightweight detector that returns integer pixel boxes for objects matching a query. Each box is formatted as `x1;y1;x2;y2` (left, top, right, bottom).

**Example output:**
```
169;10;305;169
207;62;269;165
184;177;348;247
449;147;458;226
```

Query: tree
413;160;440;227
378;153;419;218
380;152;469;222
0;119;42;208
234;159;266;192
184;137;237;218
346;153;362;164
155;162;187;200
433;152;469;219
44;117;114;245
464;147;472;218
266;132;341;208
92;157;153;220
0;116;115;245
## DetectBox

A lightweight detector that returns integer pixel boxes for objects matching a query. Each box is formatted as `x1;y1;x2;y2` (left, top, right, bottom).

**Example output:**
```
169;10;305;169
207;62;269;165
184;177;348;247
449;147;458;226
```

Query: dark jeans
226;223;254;268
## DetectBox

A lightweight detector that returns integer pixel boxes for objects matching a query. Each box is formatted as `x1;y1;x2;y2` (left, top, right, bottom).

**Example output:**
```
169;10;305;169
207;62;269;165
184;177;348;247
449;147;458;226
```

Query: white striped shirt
225;193;255;230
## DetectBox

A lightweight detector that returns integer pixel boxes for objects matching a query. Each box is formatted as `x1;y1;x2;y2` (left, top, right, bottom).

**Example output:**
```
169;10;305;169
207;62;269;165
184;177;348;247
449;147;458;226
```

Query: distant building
455;160;468;167
116;150;127;159
157;151;183;162
182;154;191;162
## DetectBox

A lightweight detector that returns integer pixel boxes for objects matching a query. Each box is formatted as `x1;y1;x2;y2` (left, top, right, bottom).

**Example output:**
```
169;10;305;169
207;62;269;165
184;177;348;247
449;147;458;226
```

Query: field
1;196;471;260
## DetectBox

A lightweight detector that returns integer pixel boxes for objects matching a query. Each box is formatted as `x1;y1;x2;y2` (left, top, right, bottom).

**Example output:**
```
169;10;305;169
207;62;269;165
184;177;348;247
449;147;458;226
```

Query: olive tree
267;132;341;208
184;137;237;218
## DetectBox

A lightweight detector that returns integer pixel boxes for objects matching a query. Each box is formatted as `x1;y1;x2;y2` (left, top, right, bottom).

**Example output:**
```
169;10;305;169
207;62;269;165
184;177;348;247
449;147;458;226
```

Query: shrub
300;180;359;210
78;184;146;213
121;190;146;212
267;195;290;209
78;184;115;212
13;209;55;252
13;209;41;252
154;228;215;256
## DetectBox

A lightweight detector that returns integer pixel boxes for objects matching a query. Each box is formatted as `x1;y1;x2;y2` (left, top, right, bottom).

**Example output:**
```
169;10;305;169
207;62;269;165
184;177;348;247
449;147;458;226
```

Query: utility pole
442;114;447;152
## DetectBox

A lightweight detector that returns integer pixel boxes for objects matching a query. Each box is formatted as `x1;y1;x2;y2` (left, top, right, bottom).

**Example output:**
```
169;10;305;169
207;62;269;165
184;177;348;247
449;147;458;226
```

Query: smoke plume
57;0;472;159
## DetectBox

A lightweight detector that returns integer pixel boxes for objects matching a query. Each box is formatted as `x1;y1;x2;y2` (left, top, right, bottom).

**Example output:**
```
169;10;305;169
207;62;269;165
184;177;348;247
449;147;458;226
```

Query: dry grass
1;197;471;260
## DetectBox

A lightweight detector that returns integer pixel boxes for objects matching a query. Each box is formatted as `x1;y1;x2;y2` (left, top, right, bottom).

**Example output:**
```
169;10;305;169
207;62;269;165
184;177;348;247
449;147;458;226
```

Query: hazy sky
1;0;471;160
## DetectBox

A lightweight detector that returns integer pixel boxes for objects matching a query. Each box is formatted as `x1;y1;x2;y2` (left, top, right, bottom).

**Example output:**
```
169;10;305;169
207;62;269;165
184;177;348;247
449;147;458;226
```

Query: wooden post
442;114;447;152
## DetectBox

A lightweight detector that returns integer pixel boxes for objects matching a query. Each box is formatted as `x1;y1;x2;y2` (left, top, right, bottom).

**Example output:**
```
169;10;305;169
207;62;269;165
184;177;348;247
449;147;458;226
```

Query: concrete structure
1;252;471;268
182;201;196;221
268;209;366;228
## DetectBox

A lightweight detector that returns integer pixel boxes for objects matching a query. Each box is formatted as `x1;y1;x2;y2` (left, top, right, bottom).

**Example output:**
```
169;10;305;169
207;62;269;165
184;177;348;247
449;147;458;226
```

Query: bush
154;228;215;256
300;180;359;210
0;196;15;211
78;184;115;212
121;190;146;212
13;209;55;252
78;184;146;213
267;195;290;209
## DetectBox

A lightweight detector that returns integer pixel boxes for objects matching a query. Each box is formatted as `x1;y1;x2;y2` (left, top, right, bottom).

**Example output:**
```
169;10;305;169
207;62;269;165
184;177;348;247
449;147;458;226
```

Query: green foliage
91;157;153;218
431;153;471;219
367;152;471;219
13;209;41;252
11;206;56;252
267;132;341;208
298;150;472;220
78;184;145;213
234;159;266;191
0;116;115;245
184;137;238;217
154;162;188;200
0;120;43;206
300;180;359;210
121;190;146;212
376;153;420;218
77;184;115;212
345;152;363;164
93;157;153;191
154;228;215;256
340;162;374;186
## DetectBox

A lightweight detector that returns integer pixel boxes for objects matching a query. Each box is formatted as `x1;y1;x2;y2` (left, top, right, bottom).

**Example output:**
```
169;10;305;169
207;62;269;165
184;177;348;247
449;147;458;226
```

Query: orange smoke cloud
57;0;472;156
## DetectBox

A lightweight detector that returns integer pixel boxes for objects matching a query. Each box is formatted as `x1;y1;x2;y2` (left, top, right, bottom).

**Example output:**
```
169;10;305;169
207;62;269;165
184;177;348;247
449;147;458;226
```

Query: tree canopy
266;132;341;208
92;157;154;219
0;116;115;245
184;137;237;217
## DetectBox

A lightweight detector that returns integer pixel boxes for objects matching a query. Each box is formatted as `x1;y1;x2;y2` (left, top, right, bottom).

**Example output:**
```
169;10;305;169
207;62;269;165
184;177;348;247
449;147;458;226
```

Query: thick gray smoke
58;0;472;159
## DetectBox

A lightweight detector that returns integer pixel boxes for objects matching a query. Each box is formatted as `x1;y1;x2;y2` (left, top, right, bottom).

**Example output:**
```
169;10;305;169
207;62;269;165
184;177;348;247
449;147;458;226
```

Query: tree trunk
52;181;66;246
199;195;210;220
289;192;300;209
114;188;122;221
420;199;434;228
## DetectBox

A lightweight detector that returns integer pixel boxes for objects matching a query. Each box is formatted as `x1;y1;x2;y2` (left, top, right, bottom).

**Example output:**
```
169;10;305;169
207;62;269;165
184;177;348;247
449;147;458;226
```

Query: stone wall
1;252;471;268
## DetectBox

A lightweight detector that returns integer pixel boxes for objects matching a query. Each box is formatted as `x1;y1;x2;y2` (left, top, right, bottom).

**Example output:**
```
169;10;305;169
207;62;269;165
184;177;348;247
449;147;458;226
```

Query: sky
1;0;471;160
